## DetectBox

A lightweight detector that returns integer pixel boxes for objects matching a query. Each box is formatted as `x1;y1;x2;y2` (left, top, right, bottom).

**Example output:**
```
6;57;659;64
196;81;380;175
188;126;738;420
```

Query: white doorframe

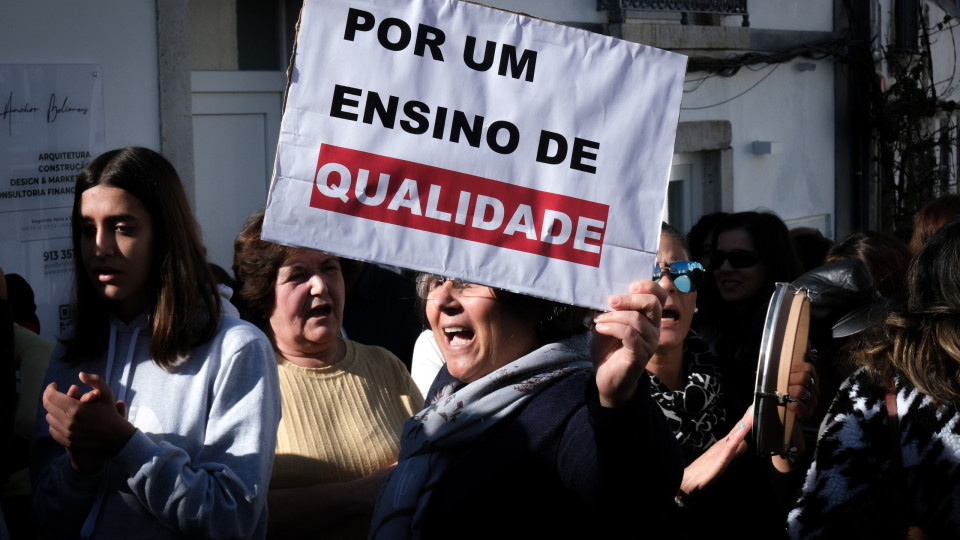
666;152;704;234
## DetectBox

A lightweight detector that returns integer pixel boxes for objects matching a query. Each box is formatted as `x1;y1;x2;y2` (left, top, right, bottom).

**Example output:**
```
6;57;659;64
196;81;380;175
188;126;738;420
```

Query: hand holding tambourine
786;353;819;422
753;283;821;459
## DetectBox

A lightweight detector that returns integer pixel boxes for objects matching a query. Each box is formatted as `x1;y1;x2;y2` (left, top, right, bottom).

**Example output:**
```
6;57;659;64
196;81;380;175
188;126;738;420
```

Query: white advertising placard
263;0;686;310
0;64;105;340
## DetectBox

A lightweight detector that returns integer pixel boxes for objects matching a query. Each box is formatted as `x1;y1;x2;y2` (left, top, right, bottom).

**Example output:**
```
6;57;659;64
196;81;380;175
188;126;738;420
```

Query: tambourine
753;282;811;457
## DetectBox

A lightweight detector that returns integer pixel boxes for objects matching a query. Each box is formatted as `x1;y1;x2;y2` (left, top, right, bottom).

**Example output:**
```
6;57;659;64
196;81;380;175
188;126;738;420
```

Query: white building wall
925;1;960;103
734;0;833;31
14;0;951;242
480;0;841;236
0;0;161;151
689;0;837;235
679;57;837;235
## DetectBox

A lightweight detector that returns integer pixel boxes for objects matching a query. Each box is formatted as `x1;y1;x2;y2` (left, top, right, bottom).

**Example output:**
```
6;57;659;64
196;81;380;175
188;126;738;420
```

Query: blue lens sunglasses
652;260;705;293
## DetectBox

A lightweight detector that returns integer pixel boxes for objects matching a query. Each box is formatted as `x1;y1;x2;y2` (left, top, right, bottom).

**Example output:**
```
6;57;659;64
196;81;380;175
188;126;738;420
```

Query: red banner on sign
309;144;607;266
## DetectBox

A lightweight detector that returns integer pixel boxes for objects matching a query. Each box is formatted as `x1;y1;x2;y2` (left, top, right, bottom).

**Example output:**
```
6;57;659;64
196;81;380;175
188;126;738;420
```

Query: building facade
3;0;958;268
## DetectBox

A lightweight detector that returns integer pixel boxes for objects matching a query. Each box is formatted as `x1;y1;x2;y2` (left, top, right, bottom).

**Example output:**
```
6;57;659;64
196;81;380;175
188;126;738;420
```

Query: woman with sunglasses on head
30;147;282;539
368;270;683;538
649;223;770;538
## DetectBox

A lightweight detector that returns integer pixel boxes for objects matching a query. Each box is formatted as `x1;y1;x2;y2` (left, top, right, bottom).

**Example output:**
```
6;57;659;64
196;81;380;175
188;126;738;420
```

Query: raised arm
590;280;666;408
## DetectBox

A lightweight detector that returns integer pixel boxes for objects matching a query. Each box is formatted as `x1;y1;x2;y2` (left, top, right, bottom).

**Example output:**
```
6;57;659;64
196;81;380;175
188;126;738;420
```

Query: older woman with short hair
233;210;421;540
368;272;684;538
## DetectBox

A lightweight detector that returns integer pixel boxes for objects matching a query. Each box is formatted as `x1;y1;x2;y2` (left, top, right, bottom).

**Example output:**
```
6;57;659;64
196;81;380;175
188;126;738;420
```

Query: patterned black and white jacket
786;366;960;539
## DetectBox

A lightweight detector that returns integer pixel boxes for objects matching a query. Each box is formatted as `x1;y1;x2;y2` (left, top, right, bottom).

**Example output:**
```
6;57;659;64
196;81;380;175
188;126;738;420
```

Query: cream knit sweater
270;339;422;538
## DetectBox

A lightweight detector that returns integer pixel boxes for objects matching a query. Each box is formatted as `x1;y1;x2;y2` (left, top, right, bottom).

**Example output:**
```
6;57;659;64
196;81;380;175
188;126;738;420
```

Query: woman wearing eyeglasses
232;211;423;539
368;267;683;538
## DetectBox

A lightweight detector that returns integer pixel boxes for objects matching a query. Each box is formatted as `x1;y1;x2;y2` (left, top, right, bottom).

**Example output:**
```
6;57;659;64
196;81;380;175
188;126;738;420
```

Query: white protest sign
263;0;686;310
1;64;105;341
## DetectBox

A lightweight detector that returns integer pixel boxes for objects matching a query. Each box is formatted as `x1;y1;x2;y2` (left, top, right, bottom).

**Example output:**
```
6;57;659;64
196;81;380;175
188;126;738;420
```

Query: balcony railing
600;0;750;27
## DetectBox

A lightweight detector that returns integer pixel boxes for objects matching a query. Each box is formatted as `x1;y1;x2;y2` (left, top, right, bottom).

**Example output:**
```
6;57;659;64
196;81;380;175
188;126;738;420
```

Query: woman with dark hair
233;210;421;539
695;210;805;411
654;222;816;540
686;211;728;266
368;270;683;537
790;227;833;273
647;223;726;465
65;147;224;366
826;230;910;301
30;147;281;539
908;193;960;254
788;217;960;539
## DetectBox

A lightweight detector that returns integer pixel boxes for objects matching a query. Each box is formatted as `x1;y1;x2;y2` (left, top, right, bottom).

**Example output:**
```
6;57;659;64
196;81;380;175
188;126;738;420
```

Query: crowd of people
2;146;959;538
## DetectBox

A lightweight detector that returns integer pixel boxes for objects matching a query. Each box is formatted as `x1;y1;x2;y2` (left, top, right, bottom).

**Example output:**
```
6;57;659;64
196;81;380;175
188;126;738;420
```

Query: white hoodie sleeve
110;324;281;539
31;319;282;539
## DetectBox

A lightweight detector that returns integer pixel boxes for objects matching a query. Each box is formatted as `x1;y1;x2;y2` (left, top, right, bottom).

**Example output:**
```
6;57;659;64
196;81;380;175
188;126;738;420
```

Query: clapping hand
43;372;135;474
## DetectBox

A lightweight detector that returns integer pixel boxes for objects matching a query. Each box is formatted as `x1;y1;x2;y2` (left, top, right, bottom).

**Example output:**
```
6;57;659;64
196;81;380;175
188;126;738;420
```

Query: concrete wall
0;0;161;151
678;56;836;234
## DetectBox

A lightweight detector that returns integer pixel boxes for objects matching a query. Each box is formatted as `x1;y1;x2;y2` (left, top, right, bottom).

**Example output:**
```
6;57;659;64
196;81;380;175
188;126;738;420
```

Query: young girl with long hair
30;147;281;539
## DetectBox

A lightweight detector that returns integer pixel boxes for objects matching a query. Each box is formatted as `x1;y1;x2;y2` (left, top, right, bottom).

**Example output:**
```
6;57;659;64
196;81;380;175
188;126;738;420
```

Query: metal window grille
608;0;749;26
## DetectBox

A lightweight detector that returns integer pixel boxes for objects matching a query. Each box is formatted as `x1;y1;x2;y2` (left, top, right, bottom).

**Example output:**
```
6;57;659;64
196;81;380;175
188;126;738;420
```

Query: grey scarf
369;334;592;539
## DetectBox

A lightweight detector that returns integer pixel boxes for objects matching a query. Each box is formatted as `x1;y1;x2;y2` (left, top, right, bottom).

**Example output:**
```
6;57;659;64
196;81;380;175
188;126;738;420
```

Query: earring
694;307;699;314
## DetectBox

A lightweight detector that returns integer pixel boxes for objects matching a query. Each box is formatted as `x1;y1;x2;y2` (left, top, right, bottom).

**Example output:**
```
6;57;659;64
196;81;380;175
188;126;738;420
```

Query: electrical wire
681;63;781;110
683;76;710;93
